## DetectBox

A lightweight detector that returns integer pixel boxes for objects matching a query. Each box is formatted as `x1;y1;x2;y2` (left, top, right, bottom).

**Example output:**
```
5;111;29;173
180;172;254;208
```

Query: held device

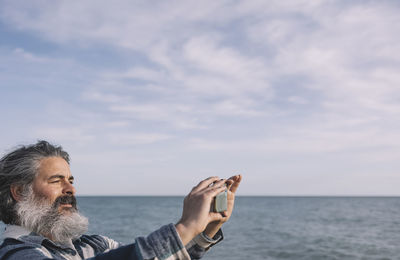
214;187;228;213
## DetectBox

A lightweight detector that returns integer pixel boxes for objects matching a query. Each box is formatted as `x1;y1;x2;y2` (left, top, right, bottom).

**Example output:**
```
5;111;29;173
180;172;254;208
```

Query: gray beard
15;187;88;244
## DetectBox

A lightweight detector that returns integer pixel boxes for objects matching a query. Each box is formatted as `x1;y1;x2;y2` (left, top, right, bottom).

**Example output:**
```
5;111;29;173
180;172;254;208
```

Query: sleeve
90;223;191;260
90;224;223;260
185;229;224;260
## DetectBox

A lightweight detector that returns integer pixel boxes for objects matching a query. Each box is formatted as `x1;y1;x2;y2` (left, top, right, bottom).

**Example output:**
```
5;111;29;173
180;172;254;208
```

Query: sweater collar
2;225;76;250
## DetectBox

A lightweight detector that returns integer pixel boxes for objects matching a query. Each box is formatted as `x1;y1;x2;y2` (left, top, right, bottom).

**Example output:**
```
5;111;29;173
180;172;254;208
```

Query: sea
1;196;400;260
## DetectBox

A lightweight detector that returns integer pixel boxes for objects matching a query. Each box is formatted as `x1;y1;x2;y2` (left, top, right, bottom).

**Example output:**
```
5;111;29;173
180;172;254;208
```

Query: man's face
32;156;76;213
15;156;88;243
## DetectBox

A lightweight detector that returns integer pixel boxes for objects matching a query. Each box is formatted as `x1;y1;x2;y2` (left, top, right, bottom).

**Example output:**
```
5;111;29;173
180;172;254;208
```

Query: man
0;140;242;259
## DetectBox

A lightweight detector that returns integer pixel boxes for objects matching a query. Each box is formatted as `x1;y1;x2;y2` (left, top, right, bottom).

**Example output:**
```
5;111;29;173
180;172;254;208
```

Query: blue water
2;197;400;259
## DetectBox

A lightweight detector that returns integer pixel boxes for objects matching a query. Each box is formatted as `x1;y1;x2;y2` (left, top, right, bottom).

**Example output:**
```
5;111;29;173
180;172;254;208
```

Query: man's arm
91;224;190;260
89;175;242;260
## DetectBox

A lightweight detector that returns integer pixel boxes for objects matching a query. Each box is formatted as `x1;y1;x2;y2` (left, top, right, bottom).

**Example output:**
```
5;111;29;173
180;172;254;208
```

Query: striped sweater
0;224;223;260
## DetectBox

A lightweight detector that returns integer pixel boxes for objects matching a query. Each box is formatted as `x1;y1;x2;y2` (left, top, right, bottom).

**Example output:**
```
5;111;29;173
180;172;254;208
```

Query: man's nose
63;180;76;196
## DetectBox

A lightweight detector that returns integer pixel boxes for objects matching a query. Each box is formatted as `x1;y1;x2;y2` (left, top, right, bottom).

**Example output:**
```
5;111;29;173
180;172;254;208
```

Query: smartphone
214;189;228;212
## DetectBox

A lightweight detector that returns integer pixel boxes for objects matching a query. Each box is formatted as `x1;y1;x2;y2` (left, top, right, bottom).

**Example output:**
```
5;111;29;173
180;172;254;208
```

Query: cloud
1;0;400;194
0;0;232;49
108;102;207;130
30;126;95;145
106;133;172;146
12;48;50;62
81;90;128;104
2;0;399;127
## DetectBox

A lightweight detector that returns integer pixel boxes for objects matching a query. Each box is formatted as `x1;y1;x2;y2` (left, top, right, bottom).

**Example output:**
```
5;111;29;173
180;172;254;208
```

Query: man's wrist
175;222;199;246
203;222;223;238
193;229;223;249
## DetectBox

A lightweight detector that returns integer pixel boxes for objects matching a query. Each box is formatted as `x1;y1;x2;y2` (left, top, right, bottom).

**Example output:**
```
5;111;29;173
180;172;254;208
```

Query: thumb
209;211;224;222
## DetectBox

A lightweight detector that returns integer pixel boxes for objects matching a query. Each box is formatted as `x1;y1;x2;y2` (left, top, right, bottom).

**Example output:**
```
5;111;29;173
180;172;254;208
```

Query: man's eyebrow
48;175;74;180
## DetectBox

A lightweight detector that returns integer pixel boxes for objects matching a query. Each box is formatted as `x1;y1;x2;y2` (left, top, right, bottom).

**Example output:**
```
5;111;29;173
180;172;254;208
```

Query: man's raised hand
203;174;242;238
175;175;242;245
175;177;228;245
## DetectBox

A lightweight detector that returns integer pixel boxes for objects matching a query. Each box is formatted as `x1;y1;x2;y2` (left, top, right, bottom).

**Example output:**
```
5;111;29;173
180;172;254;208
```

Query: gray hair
0;140;70;224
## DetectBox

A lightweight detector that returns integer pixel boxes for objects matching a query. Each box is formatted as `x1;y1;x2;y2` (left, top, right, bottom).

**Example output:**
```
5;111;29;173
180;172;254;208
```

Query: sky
0;0;399;196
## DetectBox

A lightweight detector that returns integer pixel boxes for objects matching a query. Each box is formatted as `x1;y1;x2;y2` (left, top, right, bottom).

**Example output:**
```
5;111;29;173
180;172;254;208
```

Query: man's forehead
37;156;71;178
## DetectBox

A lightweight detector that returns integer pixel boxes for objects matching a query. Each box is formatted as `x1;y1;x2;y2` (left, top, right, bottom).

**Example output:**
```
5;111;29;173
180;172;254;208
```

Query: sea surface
2;196;400;259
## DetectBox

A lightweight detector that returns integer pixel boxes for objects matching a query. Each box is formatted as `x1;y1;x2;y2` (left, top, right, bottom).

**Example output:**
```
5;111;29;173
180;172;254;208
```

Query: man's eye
69;181;74;184
50;180;61;183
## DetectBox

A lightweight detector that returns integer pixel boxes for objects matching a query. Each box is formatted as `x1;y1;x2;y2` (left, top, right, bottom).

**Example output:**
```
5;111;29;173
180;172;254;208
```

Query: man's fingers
191;176;220;193
207;183;228;197
228;174;242;193
209;178;227;188
191;174;241;194
225;179;234;190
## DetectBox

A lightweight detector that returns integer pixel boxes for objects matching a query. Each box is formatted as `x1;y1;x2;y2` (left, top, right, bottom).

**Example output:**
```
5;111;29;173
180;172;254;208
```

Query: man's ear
10;184;24;202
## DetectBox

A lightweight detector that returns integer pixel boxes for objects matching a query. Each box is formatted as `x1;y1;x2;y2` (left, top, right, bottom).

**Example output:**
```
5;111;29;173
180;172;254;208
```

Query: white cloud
1;0;400;194
13;48;50;62
117;67;165;82
287;96;308;105
180;36;271;97
106;133;172;146
30;126;95;145
108;102;207;130
109;104;171;121
81;90;128;103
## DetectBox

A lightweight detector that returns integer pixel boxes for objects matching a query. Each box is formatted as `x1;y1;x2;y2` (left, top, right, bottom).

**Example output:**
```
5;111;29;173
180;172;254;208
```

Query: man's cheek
33;187;55;201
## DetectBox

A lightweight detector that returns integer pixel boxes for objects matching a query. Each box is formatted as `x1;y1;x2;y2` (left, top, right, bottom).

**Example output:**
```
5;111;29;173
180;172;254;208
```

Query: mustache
52;195;77;210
